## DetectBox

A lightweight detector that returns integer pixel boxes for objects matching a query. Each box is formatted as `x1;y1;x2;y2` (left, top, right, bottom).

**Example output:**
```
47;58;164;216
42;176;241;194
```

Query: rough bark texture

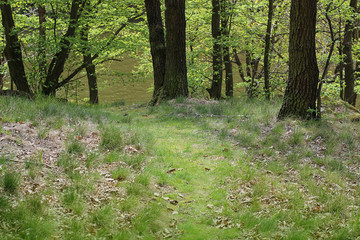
1;0;31;94
207;0;223;99
343;0;357;106
43;0;83;96
263;0;274;100
162;0;188;100
145;0;166;105
278;0;319;120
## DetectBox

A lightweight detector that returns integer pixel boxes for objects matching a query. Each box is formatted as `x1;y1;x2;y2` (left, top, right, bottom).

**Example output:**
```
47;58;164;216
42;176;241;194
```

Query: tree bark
278;0;319;120
264;0;274;100
145;0;166;105
42;0;84;96
207;0;223;100
1;0;31;94
343;0;357;106
161;0;188;100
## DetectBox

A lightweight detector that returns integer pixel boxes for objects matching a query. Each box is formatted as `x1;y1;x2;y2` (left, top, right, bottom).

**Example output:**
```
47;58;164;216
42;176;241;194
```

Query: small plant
2;171;20;193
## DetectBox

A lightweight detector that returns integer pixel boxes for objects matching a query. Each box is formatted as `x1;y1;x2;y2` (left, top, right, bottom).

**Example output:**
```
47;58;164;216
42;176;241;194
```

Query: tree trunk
80;24;99;104
145;0;166;105
207;0;223;100
42;0;84;96
264;0;274;100
38;5;47;91
222;0;233;98
278;0;319;120
343;0;357;106
1;0;31;94
161;0;188;100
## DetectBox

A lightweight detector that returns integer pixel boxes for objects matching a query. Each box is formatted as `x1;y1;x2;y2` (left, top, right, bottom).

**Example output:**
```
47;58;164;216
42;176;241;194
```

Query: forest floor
1;96;360;239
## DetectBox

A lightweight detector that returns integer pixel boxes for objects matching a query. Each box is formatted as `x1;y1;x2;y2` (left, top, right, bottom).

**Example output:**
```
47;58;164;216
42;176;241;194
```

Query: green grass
2;171;20;193
1;96;360;239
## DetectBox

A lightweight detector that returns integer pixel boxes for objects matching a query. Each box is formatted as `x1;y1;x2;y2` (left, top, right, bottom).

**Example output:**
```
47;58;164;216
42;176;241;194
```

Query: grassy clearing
0;96;360;239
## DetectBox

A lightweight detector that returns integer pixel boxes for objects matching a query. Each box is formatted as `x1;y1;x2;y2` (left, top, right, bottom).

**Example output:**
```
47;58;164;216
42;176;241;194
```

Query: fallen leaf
167;168;176;174
223;148;229;152
205;167;210;171
170;199;178;205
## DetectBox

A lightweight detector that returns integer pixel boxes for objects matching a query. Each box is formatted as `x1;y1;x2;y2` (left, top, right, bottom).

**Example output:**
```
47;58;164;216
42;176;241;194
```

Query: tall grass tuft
2;171;20;193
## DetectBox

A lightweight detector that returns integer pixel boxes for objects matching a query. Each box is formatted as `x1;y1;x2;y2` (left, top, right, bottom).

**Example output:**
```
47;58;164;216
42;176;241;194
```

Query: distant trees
1;0;360;117
278;0;319;119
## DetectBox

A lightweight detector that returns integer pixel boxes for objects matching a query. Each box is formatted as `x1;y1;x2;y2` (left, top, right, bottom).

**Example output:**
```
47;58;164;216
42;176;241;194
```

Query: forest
1;0;360;239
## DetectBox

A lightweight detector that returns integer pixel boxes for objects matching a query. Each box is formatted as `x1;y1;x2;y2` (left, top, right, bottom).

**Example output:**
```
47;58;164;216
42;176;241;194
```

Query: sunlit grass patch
100;124;154;153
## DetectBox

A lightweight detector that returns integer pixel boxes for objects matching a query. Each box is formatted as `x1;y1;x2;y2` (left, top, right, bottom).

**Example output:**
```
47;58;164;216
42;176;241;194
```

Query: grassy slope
0;96;360;239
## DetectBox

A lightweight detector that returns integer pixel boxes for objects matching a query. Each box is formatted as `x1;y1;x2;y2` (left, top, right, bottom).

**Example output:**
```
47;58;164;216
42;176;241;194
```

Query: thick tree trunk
207;0;223;100
343;0;357;106
278;0;319;120
161;0;188;100
145;0;166;105
43;0;83;96
264;0;274;100
1;0;31;94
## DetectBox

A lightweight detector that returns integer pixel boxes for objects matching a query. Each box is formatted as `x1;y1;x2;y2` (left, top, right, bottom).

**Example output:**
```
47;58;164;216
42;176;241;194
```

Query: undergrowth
0;96;359;239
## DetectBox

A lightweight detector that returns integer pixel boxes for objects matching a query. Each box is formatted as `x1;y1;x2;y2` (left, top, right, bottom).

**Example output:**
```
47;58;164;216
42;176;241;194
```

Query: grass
2;171;20;193
0;95;360;239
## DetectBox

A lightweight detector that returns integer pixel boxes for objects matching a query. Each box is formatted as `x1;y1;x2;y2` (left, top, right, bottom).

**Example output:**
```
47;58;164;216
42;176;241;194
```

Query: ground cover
0;96;360;239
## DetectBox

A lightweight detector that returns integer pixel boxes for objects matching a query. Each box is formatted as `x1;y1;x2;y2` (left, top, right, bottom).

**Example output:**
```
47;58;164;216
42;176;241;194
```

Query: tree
207;0;223;100
278;0;319;119
1;0;31;94
222;0;233;98
343;0;358;106
144;0;166;105
42;0;85;96
161;0;188;100
263;0;274;100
